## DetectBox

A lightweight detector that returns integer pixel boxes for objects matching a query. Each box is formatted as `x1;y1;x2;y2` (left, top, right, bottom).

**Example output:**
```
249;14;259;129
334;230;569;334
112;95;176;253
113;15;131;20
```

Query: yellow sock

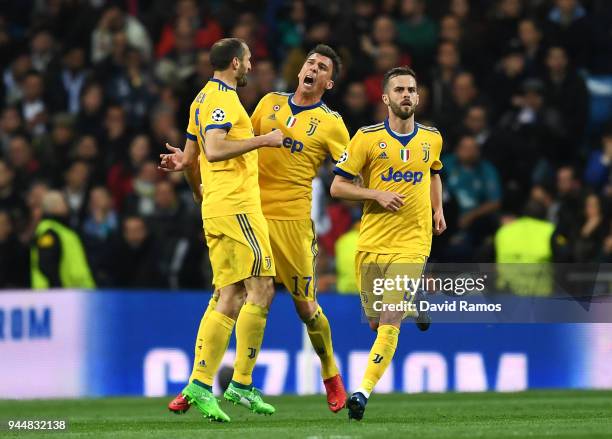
232;302;268;386
191;309;235;387
360;325;399;395
306;306;339;379
189;294;219;382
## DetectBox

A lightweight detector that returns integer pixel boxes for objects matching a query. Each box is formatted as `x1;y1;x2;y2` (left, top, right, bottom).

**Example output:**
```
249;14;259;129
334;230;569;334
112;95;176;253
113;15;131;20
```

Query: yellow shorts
203;213;275;289
267;218;317;302
355;251;428;319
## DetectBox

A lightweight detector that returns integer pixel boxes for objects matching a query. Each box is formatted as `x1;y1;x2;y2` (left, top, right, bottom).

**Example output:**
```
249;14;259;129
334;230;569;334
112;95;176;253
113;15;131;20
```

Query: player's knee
216;290;245;319
245;276;275;308
295;300;317;322
379;310;403;328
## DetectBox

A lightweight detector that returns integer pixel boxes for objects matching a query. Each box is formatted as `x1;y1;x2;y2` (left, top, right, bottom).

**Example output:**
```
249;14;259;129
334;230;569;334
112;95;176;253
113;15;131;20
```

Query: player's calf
293;298;318;322
298;300;346;412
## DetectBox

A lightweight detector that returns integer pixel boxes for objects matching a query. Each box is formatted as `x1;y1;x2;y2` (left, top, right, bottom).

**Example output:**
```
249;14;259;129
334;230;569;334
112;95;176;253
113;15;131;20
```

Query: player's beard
389;100;415;120
236;63;248;87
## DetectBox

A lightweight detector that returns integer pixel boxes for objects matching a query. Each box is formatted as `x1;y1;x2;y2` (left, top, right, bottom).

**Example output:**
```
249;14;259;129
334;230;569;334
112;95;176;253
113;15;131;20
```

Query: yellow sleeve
186;100;198;142
333;130;367;179
327;118;351;162
203;94;241;133
431;132;443;173
250;94;269;135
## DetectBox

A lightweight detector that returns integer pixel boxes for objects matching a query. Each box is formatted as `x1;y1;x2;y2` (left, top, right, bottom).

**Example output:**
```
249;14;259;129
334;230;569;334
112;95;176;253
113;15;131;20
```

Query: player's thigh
215;283;247;318
356;252;427;321
268;219;317;302
381;254;428;320
355;251;386;320
204;213;276;290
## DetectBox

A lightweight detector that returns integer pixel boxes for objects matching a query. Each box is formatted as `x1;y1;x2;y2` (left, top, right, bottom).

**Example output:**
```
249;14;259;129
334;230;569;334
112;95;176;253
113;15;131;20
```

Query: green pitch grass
1;391;611;438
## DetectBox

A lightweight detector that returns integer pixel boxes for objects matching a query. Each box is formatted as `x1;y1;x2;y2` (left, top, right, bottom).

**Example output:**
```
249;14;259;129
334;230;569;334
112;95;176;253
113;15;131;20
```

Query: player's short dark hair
382;66;417;93
209;38;247;71
307;44;342;82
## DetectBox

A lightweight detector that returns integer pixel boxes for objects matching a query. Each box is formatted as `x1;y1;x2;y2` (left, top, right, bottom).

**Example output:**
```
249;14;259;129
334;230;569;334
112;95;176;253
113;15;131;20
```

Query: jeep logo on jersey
422;142;430;162
400;147;409;162
211;108;225;122
306;117;320;136
381;167;424;184
283;136;304;153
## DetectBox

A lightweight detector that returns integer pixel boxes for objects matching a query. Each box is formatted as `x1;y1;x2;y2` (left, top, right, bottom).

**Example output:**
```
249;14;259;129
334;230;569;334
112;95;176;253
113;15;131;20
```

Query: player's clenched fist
262;129;283;147
433;209;447;235
374;191;405;212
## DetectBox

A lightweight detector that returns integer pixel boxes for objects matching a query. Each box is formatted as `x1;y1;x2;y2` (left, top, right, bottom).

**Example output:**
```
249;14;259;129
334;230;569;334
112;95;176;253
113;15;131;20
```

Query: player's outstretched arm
203;128;282;162
431;173;446;235
330;175;405;212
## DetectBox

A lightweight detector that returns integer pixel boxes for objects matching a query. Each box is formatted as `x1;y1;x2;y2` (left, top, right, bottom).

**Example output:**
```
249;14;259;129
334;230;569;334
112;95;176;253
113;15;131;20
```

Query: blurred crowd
1;0;611;291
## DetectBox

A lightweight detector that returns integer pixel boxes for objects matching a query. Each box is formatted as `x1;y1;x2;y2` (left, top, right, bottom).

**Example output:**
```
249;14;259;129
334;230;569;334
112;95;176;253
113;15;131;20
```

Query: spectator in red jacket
155;0;222;59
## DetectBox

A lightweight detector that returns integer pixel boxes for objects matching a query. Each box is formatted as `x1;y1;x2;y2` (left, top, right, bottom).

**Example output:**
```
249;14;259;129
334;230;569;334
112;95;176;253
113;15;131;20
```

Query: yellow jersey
186;78;261;219
334;119;443;256
251;92;350;219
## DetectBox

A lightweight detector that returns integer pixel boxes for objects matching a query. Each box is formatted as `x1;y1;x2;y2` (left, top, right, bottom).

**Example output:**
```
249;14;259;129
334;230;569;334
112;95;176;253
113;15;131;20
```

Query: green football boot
181;382;230;422
223;382;275;415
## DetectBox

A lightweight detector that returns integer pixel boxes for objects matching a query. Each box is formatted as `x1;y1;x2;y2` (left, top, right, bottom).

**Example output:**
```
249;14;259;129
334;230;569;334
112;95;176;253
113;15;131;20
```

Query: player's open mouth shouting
303;74;315;88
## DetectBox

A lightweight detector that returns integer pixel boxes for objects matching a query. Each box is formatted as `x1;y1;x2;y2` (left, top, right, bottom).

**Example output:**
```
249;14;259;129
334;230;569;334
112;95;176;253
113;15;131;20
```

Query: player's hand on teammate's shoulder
433;209;447;235
261;128;283;147
374;190;405;212
159;142;184;172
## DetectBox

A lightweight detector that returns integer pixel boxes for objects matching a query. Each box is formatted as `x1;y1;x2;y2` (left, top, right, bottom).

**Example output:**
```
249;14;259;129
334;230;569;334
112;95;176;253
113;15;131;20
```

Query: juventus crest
306;117;320;136
421;142;431;162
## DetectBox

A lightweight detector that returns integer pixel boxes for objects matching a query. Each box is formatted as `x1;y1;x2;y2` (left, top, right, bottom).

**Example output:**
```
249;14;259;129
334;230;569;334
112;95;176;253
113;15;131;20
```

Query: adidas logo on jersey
378;152;389;159
268;114;276;120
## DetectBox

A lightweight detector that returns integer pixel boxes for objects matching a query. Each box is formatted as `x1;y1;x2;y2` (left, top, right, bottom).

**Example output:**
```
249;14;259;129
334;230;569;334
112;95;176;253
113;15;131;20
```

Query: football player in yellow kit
164;45;350;413
250;44;350;412
159;38;283;422
331;66;447;420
